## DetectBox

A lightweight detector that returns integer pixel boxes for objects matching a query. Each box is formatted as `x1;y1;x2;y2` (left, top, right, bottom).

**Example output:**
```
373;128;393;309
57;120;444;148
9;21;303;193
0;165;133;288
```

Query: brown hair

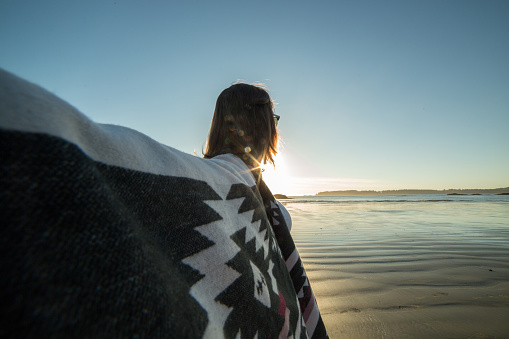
204;83;279;167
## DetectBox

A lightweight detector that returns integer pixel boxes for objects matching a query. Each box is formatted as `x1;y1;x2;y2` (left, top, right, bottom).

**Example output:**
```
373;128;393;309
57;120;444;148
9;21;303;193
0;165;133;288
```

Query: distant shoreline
313;187;509;197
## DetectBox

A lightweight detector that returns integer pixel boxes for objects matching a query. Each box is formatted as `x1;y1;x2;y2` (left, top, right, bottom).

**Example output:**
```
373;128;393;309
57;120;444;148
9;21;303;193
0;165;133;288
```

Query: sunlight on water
287;197;509;248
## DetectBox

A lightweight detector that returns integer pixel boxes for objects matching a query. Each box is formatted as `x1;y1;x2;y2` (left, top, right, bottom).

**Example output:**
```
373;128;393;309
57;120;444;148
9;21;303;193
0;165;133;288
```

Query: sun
260;153;292;196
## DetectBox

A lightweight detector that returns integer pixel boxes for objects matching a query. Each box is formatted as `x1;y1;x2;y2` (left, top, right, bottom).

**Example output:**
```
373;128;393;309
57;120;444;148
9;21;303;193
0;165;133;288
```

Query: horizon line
275;187;509;197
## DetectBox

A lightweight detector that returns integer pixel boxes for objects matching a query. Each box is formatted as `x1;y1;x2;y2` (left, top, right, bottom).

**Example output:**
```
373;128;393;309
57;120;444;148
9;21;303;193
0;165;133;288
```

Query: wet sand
287;201;509;338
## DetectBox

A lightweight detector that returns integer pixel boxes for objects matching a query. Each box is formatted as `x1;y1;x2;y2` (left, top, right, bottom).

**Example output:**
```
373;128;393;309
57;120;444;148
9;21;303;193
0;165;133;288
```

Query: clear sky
1;0;508;195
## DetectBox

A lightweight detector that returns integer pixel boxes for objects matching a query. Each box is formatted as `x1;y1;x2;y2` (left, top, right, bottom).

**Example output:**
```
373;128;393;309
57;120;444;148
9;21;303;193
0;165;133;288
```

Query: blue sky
1;0;508;195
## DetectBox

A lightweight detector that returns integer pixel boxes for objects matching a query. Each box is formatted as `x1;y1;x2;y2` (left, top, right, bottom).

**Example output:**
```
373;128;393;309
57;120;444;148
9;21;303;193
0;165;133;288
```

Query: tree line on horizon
315;187;509;196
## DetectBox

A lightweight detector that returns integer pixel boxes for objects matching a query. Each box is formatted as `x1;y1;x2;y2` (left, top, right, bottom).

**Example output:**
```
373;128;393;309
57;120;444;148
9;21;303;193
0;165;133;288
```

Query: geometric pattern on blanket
0;67;327;338
256;178;329;339
0;130;308;338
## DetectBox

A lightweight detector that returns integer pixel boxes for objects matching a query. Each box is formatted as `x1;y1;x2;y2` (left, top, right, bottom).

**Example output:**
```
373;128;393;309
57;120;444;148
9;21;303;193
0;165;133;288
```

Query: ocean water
281;194;509;338
283;194;509;248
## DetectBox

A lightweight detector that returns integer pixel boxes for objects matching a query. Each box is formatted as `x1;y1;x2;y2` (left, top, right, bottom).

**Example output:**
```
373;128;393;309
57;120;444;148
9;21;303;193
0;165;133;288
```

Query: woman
204;83;328;338
203;83;291;225
204;83;279;172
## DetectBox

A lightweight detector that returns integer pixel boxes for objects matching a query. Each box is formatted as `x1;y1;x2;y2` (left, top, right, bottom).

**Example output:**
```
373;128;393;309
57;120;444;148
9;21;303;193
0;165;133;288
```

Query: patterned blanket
0;68;327;338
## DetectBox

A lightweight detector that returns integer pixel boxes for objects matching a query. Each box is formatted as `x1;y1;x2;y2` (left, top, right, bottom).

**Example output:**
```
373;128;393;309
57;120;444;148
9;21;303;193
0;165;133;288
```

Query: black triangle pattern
1;131;220;338
216;183;305;338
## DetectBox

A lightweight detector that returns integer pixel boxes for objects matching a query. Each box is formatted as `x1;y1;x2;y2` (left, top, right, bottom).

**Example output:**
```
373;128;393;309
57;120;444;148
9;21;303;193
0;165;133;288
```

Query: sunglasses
273;114;280;126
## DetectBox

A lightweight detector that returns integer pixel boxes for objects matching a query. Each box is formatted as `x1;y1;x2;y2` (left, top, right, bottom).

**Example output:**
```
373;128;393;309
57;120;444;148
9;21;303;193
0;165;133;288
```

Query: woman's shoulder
276;200;292;231
208;153;257;186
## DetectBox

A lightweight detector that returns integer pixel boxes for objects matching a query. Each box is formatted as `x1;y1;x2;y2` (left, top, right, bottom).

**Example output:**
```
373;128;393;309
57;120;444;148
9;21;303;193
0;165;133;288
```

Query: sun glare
260;153;292;196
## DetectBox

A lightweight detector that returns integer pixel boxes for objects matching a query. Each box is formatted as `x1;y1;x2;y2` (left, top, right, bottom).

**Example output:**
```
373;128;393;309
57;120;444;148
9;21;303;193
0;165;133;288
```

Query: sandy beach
285;196;509;338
